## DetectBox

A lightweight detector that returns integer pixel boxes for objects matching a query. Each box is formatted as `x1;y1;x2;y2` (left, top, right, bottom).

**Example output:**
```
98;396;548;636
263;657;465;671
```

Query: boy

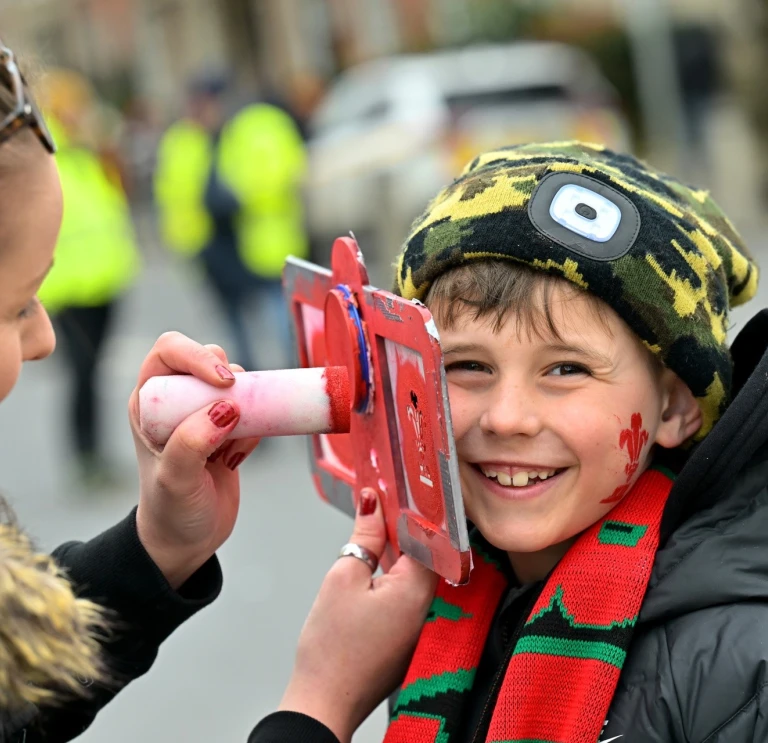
252;142;767;743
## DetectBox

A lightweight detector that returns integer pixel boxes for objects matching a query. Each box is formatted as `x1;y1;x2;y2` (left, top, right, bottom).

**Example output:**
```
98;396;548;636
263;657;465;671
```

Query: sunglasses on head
0;40;56;154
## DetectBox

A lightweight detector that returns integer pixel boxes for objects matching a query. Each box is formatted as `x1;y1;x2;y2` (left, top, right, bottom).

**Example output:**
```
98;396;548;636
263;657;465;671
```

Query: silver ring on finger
338;542;379;573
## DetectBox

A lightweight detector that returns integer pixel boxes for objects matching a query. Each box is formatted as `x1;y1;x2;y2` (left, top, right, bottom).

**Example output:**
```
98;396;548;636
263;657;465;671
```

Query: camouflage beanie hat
395;141;759;438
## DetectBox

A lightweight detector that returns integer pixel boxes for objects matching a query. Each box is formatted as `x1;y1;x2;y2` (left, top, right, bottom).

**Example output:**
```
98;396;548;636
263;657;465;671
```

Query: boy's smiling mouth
468;462;569;498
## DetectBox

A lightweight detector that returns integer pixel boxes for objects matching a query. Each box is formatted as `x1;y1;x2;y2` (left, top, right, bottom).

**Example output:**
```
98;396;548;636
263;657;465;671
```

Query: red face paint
397;358;443;524
600;412;650;504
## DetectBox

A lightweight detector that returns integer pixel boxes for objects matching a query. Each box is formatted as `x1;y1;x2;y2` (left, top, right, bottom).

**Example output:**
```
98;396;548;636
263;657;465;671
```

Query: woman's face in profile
0;142;61;402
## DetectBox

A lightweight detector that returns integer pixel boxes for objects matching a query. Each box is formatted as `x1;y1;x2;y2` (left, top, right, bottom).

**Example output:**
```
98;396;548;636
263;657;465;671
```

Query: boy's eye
445;360;490;374
548;362;591;377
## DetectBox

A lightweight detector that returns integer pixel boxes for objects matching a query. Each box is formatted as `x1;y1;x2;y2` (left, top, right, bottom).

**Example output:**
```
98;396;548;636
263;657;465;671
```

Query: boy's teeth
481;467;559;487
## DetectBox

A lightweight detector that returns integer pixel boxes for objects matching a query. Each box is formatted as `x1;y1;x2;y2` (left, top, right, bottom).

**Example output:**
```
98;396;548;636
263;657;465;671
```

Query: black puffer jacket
250;309;768;743
602;309;768;741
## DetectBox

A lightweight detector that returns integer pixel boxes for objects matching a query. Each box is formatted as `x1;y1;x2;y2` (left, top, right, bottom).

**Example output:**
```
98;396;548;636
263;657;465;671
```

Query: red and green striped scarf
385;467;673;743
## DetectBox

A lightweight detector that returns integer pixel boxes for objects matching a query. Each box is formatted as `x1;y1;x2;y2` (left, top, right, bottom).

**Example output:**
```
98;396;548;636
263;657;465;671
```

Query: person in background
36;69;141;487
154;74;308;372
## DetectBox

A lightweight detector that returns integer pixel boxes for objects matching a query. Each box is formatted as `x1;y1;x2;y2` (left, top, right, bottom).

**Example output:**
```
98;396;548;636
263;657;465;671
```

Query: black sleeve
24;507;222;742
249;712;341;743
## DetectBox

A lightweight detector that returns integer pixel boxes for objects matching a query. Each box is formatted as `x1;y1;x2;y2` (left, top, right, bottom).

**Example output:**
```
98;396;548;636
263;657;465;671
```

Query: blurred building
2;0;764;235
0;0;736;118
2;0;247;114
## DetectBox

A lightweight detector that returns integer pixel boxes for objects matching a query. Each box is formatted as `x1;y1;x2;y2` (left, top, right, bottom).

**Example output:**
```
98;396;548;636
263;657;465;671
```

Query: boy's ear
655;369;703;448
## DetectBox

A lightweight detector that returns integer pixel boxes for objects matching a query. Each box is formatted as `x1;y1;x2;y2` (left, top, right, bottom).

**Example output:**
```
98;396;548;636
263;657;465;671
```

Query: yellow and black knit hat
395;141;759;437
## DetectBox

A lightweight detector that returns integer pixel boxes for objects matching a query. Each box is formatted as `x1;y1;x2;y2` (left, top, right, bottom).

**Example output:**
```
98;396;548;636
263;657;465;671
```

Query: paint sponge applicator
140;367;351;445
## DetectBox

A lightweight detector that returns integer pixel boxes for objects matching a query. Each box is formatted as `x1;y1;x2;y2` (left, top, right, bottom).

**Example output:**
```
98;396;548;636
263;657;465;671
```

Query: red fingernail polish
209;401;238;428
359;489;377;516
208;446;226;464
226;452;246;471
216;365;235;381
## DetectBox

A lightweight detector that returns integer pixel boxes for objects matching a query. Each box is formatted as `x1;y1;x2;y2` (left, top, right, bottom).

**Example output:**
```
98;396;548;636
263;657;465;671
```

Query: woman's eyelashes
17;297;38;320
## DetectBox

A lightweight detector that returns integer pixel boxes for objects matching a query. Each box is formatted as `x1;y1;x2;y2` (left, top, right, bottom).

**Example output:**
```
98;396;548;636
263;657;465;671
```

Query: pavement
0;215;765;742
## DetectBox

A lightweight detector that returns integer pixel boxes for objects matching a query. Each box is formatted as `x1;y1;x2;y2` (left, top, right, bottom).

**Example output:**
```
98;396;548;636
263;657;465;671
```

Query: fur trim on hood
0;523;106;710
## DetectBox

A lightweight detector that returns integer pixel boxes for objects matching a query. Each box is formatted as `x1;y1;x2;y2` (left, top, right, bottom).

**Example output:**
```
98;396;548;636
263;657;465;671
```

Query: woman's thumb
388;551;438;592
349;488;387;555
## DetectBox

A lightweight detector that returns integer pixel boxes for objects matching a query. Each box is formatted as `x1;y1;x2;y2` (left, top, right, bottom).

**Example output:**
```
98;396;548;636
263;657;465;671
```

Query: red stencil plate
283;237;471;584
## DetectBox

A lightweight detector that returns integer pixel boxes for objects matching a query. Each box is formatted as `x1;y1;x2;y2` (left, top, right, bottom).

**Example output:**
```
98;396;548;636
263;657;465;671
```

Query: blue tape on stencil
336;284;371;412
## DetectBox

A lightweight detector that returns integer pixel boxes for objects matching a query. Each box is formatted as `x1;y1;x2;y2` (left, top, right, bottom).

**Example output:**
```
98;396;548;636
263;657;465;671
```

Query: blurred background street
0;0;767;740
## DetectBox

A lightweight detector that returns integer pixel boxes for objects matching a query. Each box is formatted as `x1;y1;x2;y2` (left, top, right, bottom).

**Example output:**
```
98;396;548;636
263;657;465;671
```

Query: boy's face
436;284;682;556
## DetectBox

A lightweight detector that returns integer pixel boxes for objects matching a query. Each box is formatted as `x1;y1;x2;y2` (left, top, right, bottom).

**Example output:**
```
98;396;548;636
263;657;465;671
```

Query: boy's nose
479;381;543;439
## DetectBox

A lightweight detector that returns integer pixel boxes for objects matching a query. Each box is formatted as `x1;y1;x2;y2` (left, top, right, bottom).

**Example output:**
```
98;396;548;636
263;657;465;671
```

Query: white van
305;41;632;280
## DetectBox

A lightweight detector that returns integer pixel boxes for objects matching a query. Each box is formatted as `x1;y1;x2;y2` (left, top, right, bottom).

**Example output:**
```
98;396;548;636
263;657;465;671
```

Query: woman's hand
128;332;261;589
279;489;438;743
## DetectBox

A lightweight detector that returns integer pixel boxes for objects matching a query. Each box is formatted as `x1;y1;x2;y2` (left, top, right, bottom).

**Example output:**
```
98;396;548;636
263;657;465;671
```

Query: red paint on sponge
323;366;351;433
311;328;355;470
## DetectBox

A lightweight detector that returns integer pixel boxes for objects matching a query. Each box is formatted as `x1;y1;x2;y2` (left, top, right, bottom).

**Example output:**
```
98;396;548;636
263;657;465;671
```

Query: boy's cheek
445;389;475;438
457;467;476;512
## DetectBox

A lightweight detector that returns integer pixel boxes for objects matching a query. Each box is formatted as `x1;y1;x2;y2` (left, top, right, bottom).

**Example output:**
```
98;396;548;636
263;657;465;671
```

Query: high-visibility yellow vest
154;119;214;255
37;119;140;313
154;103;308;279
